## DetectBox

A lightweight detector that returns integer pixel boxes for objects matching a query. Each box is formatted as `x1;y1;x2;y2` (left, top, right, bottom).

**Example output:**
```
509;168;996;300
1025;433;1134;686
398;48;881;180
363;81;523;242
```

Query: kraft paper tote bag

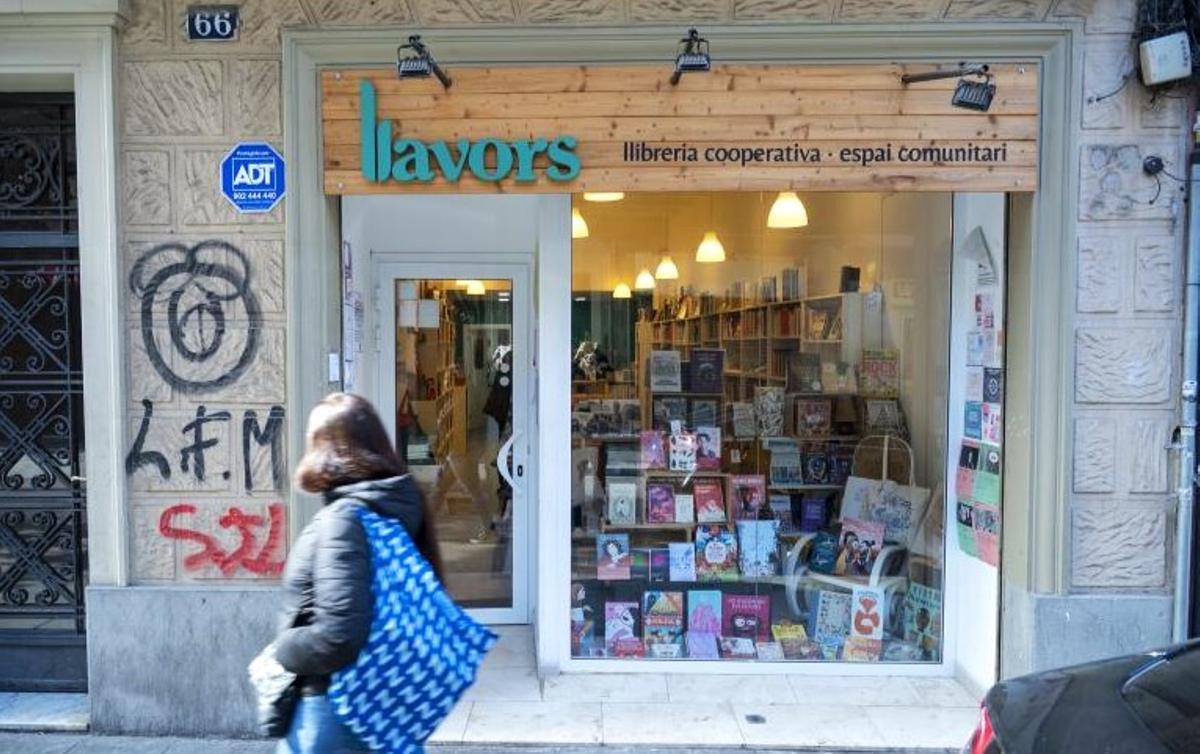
840;435;931;547
328;505;497;753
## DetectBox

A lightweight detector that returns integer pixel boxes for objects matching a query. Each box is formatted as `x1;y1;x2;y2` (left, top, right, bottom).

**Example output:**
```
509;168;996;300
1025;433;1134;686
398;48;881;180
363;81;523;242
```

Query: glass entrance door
377;263;531;624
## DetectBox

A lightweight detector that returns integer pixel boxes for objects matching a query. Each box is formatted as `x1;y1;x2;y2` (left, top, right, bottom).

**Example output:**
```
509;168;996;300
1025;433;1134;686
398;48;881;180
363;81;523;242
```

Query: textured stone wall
117;2;1189;596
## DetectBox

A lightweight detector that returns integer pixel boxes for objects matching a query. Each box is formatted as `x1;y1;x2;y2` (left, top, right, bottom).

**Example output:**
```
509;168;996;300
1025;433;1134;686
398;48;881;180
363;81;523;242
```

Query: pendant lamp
767;191;809;228
583;192;625;202
695;231;726;263
612;282;632;299
634;269;656;290
571;208;589;239
655;256;679;280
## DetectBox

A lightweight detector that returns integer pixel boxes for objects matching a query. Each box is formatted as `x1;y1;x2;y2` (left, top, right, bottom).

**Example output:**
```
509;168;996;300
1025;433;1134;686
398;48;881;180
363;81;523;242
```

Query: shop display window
569;192;963;663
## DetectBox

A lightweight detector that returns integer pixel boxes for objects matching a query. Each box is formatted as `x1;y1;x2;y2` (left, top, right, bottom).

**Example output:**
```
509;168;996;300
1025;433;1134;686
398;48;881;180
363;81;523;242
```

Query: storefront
326;54;1038;686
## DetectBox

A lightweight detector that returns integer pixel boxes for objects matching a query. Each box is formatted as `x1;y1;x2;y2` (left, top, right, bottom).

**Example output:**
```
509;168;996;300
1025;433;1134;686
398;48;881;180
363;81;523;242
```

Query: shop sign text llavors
322;64;1039;194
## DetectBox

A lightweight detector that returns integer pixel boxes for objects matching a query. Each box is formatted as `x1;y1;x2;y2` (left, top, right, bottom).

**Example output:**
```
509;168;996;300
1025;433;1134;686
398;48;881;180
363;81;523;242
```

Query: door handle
497;433;516;489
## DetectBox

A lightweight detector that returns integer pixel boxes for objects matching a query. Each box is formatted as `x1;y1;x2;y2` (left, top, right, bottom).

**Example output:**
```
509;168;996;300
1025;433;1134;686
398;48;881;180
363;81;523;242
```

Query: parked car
965;640;1200;754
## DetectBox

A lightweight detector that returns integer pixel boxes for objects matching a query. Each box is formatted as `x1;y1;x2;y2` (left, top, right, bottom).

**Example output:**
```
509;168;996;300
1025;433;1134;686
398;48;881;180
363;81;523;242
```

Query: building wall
94;0;1189;734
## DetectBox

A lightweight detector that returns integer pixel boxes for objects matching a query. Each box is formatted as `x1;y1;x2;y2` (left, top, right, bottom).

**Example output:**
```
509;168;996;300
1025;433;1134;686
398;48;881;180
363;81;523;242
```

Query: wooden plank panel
324;140;1039;171
325;165;1037;194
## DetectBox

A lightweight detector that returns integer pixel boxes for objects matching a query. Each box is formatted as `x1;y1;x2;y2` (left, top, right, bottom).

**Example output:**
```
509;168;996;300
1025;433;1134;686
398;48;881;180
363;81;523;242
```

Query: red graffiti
158;502;286;576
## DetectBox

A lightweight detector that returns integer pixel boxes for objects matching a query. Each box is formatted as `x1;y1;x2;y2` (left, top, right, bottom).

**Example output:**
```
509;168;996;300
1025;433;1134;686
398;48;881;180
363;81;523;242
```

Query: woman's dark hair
295;392;443;578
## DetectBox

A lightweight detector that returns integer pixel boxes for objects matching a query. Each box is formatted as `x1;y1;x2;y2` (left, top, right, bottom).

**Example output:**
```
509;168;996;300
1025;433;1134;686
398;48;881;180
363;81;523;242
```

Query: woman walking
272;393;442;754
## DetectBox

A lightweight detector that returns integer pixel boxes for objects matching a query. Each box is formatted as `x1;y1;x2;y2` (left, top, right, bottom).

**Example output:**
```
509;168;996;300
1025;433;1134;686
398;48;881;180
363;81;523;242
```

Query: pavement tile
666;673;798;705
862;705;980;749
543;672;668;702
463;701;602;745
602;702;743;746
461;666;542;702
733;702;887;749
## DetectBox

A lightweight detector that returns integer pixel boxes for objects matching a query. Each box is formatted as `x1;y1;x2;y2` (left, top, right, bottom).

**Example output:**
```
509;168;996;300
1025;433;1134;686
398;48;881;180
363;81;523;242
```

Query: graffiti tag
158;502;286;576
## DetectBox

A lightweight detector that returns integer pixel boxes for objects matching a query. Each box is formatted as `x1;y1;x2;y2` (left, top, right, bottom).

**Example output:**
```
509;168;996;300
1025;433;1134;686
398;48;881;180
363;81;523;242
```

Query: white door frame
374;257;534;625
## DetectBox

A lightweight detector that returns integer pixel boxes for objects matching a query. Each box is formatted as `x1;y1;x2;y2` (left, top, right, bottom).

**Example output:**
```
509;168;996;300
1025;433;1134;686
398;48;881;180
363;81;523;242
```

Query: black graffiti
243;406;285;492
180;405;231;482
129;241;261;394
125;398;170;479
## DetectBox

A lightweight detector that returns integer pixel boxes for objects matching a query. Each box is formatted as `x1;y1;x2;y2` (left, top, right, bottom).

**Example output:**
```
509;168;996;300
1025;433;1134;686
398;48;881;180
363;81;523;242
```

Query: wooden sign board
322;63;1038;195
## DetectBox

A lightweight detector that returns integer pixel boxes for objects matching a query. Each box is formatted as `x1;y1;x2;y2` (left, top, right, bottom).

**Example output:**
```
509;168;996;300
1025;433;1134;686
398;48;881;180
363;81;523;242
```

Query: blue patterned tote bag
328;506;497;753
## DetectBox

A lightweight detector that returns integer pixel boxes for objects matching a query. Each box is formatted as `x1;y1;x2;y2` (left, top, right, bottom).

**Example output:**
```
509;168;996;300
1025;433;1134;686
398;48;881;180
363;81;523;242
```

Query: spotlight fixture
583;192;625;202
900;64;994;112
635;269;656;290
612;282;632;299
655;255;679;280
670;28;711;86
571;208;590;239
767;192;809;229
396;34;452;89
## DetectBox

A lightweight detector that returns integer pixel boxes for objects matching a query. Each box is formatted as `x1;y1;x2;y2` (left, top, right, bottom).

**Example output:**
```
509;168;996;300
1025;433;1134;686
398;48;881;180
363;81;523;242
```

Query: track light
397;35;451;89
900;64;994;112
670;28;710;86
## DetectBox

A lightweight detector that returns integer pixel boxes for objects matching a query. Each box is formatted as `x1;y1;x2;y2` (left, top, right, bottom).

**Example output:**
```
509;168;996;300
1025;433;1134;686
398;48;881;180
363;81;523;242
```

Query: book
786;352;823;393
865;399;905;436
811;589;852;645
694;479;726;523
801;447;831;485
668;431;698;472
984;367;1004;403
630;547;651;581
981;402;1002;445
604;600;640;653
755;641;785;661
668;541;697;582
754;386;786;437
605;442;641;476
652;396;688;431
860;349;900;398
835;518;886;577
806;308;831;340
731;475;767;520
718;636;757;659
695;426;722;470
649;350;683;392
795;399;833;437
768;441;803;486
850;586;886;641
904;583;943;660
737;519;780;578
808;531;840;574
643;591;685;658
695;525;739;581
722;593;770;641
828;445;855;486
769;494;796;534
570;581;598;656
820;361;857;393
674;493;695;524
686;631;719;659
649;547;671;582
796;493;830;533
690;398;719;428
596;533;631;580
606;482;638;525
843;636;882;662
646;481;676;524
640;431;667;470
731;402;757;438
964;401;983;439
966;366;985;402
690;348;725;394
687;589;723;635
771;620;808;643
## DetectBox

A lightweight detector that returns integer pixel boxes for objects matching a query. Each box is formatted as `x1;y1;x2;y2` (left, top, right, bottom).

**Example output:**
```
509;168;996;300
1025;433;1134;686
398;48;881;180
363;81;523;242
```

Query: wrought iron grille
0;94;86;640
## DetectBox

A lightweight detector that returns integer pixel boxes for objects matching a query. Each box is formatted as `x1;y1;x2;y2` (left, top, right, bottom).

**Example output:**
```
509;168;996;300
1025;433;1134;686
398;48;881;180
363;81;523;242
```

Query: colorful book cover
668;541;697;582
652;396;688;431
797;494;830;533
964;401;983;440
973;503;1000;566
718;636;757;659
811;590;852;645
696;426;722;470
956;501;978;556
640;431;667;470
754;386;786;437
722;593;771;641
843;636;882;662
604;600;640;652
695;525;739;581
646;481;676;524
795;398;833;437
769;494;796;534
649;350;683;392
687;590;723;635
787;352;823;393
730;401;757;439
850;586;886;641
984;367;1004;403
768;442;803;486
981;444;1002;475
606;481;637;525
731;475;767;520
955;467;975;499
755;641;785;661
690;399;719;428
770;621;809;657
596;533;631;580
959;440;981;470
674;493;695;524
808;531;840;574
630;547;651;581
694;480;726;523
820;361;857;393
643;590;685;658
801;448;831;485
828;446;855;486
860;349;900;398
690;348;724;394
864;399;904;436
668;431;698;472
649;547;671;582
904;583;943;661
835;518;885;577
737;519;780;578
686;631;719;659
973;471;1001;505
981;402;1002;445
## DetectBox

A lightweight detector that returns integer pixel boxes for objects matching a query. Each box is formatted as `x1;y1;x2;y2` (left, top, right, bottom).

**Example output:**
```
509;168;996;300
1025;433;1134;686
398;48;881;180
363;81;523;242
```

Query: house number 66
186;5;240;41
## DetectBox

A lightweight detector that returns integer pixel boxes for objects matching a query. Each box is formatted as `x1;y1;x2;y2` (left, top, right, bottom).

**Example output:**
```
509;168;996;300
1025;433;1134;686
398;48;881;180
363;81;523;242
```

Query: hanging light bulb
612;282;632;299
634;269;656;290
466;280;486;295
571;208;589;239
655;255;679;280
582;192;625;202
767;191;809;229
695;231;726;263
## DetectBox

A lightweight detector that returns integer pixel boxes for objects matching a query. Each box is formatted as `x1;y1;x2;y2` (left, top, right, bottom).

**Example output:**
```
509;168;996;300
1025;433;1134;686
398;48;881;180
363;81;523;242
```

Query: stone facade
115;0;1186;638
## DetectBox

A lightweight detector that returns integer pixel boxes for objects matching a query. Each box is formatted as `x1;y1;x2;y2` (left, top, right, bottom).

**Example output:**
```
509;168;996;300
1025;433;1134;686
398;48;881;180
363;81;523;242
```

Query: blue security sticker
220;142;285;213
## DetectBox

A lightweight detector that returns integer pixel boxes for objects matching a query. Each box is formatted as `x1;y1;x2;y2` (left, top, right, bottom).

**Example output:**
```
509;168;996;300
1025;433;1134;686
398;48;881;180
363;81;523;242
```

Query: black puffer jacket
274;475;424;692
